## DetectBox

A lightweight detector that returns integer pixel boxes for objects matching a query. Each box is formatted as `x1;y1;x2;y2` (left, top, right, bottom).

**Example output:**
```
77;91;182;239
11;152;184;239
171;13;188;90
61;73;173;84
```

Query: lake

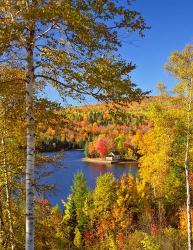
40;150;138;207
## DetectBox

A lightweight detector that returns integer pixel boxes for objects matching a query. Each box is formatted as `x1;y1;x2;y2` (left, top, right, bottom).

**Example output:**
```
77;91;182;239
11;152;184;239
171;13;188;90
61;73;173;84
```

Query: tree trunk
2;139;15;250
0;201;3;248
25;27;35;250
185;157;192;250
1;119;15;250
185;84;192;250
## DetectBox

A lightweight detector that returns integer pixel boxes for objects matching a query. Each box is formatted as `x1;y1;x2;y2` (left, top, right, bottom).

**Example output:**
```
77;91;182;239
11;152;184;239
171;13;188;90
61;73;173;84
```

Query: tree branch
34;24;55;41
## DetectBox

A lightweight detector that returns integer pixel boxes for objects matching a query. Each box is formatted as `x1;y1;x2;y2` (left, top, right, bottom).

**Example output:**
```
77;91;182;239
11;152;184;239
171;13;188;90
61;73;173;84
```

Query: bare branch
34;24;55;41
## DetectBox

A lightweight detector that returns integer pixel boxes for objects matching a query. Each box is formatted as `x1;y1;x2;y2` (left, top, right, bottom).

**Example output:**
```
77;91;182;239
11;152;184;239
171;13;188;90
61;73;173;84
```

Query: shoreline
82;157;138;166
40;148;84;153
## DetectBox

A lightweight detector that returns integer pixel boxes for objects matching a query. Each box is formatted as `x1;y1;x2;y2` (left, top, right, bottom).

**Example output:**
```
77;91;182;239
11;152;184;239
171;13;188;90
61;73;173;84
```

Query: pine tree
63;172;88;246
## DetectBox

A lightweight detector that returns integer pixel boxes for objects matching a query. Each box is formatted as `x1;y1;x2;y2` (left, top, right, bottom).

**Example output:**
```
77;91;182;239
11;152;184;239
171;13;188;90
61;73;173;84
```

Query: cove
40;150;138;207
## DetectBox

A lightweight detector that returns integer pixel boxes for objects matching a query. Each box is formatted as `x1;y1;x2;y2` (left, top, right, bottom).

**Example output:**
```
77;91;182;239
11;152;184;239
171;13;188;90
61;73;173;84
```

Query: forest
38;91;193;250
1;79;193;249
1;1;193;250
40;100;149;159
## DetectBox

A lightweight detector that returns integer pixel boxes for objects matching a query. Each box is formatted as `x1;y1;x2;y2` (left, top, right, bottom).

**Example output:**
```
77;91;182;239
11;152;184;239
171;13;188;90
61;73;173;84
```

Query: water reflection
40;150;138;207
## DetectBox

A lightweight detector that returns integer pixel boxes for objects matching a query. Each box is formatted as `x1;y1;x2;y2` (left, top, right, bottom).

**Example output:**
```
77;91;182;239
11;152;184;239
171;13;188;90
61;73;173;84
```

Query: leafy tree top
0;0;149;103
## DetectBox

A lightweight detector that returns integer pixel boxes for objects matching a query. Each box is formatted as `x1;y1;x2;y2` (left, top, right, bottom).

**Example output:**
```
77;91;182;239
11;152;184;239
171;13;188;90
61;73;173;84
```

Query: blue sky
123;0;193;95
44;0;193;105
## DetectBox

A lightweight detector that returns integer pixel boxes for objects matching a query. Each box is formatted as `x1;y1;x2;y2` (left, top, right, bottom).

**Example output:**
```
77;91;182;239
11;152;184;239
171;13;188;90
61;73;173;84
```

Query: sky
44;0;193;105
123;0;193;95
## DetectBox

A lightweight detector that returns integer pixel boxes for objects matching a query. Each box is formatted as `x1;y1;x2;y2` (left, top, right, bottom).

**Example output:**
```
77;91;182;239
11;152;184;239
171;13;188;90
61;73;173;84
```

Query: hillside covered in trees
40;99;151;157
40;97;171;160
35;94;193;249
1;88;193;249
1;0;193;249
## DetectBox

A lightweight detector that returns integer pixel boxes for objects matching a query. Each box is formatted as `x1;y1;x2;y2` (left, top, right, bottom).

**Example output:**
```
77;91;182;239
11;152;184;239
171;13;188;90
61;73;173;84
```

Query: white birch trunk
185;83;192;250
25;27;35;250
185;156;192;250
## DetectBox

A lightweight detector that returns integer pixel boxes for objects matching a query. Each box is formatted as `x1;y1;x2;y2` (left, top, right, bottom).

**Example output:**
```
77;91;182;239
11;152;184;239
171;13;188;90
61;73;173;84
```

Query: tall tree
139;103;186;205
156;81;169;96
0;66;26;249
63;172;89;248
165;45;193;250
93;173;116;215
96;138;108;157
0;1;148;249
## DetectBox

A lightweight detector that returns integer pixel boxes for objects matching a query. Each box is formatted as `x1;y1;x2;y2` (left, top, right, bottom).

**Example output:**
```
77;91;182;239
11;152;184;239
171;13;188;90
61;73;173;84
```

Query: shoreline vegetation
41;147;138;166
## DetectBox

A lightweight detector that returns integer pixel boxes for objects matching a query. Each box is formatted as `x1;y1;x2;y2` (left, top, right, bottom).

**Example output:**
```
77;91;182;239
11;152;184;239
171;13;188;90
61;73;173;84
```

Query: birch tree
0;66;26;249
0;1;148;249
165;45;193;250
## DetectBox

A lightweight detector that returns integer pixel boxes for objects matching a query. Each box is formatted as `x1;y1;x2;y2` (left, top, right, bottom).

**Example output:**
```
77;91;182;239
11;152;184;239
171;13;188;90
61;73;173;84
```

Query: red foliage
150;223;158;236
38;198;49;206
96;138;108;157
117;233;126;249
84;230;96;247
189;172;193;187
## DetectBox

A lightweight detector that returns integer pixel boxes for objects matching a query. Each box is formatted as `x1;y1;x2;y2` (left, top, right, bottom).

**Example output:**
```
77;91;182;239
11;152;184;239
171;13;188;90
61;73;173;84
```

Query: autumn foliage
96;138;108;157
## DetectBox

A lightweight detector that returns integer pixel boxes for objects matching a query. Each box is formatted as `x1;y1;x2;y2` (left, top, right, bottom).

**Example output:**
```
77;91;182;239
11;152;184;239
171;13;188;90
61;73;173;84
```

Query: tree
165;45;193;250
96;138;108;157
138;102;188;237
0;1;148;248
84;141;89;158
71;172;88;233
141;105;185;193
0;66;26;249
90;173;116;246
34;201;64;250
63;172;88;247
0;66;62;248
156;81;169;96
93;173;116;216
115;134;126;156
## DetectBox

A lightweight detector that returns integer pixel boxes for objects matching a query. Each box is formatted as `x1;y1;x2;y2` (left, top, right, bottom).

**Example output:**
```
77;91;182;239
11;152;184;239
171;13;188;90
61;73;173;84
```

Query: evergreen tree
84;141;89;158
63;172;89;247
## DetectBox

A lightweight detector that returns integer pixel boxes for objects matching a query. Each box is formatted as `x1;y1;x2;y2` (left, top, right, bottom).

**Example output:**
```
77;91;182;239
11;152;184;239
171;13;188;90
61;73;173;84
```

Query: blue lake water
40;150;138;207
